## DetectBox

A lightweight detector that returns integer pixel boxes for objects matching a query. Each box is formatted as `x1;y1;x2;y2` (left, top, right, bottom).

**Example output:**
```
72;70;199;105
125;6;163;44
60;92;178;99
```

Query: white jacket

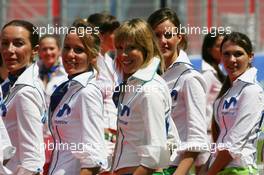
112;57;180;171
97;53;121;130
212;67;264;168
48;71;108;175
162;50;209;165
1;62;46;174
201;61;222;131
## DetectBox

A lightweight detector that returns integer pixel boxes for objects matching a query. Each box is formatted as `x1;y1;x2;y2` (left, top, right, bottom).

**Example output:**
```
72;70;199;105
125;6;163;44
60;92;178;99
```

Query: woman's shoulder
240;82;264;95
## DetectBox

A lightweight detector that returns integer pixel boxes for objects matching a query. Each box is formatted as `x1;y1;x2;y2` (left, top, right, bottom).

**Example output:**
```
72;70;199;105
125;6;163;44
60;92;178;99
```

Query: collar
39;58;67;76
7;67;27;86
234;67;258;84
168;50;192;69
128;57;160;82
14;62;40;86
69;71;95;87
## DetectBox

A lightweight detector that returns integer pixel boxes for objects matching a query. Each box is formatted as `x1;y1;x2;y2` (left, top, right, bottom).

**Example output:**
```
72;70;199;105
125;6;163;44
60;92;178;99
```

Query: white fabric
40;59;68;108
196;61;223;165
1;62;46;174
97;53;121;130
112;57;180;170
211;67;264;168
163;50;210;165
39;59;68;137
48;71;108;175
96;53;121;164
201;61;222;130
0;118;15;175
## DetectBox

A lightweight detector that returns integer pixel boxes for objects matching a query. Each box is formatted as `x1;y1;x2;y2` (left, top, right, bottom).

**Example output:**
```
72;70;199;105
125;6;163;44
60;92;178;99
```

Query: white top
0;118;15;175
1;62;46;174
97;53;121;130
38;59;68;137
112;57;180;170
162;50;209;165
211;67;264;168
48;71;108;175
201;61;222;131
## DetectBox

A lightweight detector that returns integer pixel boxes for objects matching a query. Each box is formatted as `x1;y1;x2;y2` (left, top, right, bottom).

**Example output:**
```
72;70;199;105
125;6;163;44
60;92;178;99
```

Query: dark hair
148;8;187;50
220;31;253;56
39;34;61;48
202;30;226;83
2;19;39;48
87;12;120;34
217;32;253;99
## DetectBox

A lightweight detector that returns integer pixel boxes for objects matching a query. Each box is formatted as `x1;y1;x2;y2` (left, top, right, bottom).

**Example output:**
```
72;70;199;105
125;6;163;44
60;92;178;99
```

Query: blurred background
0;0;263;83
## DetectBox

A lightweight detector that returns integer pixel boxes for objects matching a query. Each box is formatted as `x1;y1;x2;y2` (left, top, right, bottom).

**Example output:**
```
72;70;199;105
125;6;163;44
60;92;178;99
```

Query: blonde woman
48;20;108;175
112;18;179;175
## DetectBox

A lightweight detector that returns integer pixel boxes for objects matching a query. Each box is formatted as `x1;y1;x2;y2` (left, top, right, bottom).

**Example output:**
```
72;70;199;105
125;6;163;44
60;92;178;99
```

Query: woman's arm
75;84;107;171
80;167;100;175
174;77;208;173
15;87;45;173
133;165;155;175
137;85;171;169
207;150;233;175
173;151;199;175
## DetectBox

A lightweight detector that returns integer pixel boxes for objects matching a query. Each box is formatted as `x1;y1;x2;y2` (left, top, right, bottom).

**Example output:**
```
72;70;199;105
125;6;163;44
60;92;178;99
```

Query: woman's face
210;36;224;64
116;42;144;79
39;37;60;68
62;33;90;76
221;40;253;82
153;19;182;62
1;26;33;75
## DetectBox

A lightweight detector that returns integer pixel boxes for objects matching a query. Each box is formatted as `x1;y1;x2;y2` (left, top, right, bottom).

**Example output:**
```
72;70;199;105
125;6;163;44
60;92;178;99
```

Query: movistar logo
171;89;178;101
223;97;237;109
121;105;130;116
56;104;71;117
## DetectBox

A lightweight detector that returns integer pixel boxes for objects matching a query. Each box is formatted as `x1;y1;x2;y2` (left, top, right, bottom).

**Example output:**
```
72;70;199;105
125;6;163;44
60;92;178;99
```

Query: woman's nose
7;43;15;53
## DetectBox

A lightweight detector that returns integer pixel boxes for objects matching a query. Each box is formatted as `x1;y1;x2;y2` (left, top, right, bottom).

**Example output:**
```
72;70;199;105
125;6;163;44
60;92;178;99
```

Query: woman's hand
133;165;154;175
207;150;233;175
80;167;100;175
173;151;199;175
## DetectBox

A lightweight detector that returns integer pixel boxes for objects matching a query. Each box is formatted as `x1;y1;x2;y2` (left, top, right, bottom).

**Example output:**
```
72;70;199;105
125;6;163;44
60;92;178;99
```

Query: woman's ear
33;45;39;55
31;45;39;61
248;52;254;64
177;34;183;44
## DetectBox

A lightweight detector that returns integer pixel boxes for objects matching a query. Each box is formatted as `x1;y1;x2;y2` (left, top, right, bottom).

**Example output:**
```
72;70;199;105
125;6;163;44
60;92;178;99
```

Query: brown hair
148;8;187;51
67;19;100;73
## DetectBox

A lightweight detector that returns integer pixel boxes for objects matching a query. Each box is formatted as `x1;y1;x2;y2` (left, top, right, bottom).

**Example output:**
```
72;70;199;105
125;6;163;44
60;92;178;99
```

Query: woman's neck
165;52;178;69
9;66;27;77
